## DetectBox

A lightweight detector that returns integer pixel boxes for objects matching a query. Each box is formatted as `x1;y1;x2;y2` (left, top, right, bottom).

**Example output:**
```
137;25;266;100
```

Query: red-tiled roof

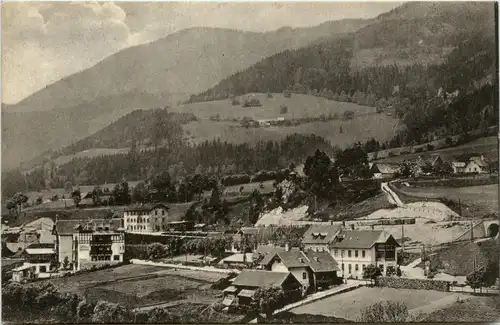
302;225;341;245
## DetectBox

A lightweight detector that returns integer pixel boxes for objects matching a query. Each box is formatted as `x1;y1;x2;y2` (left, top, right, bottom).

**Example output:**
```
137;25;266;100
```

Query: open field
394;184;498;217
423;295;500;322
35;264;225;309
375;136;498;164
176;93;378;120
183;113;399;148
289;286;460;321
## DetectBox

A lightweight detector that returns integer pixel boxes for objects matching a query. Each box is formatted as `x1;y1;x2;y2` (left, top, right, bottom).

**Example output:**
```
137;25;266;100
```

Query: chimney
299;257;304;263
285;242;290;252
350;224;355;230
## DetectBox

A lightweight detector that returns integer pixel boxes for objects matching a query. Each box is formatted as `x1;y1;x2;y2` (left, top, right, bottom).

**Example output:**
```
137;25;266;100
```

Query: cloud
2;2;402;104
3;2;131;103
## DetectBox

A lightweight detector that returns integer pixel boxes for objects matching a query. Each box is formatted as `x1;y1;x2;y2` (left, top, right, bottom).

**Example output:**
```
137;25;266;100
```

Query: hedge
375;276;450;292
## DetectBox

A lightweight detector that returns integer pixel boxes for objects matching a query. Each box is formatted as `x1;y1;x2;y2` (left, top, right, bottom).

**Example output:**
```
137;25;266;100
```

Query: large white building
301;226;400;278
55;219;125;271
123;203;170;232
329;230;400;278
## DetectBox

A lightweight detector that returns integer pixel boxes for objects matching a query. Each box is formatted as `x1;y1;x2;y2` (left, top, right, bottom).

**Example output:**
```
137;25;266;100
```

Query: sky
2;1;402;104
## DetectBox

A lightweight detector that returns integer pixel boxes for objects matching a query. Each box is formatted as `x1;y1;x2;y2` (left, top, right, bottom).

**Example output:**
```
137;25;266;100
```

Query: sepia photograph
1;1;499;323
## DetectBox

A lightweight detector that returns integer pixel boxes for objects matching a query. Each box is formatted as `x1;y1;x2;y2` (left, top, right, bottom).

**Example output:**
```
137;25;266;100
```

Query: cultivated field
176;93;378;120
37;264;226;309
183;113;399;149
375;136;498;164
395;184;498;217
289;287;461;321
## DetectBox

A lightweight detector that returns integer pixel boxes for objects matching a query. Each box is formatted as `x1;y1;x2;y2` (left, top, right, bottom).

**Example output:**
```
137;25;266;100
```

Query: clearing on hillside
375;136;498;164
394;184;498;217
175;93;378;120
183;114;398;148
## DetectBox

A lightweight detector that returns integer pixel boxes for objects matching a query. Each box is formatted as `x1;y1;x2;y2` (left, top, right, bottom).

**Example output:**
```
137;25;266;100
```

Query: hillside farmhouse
370;163;401;179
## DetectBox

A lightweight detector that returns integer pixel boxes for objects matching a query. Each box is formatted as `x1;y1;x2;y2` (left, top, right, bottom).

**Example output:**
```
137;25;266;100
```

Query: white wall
304;244;329;252
58;235;73;263
332;248;375;279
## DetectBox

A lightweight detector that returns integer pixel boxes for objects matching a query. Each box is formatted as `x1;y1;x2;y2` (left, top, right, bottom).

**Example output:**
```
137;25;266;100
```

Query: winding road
381;182;405;207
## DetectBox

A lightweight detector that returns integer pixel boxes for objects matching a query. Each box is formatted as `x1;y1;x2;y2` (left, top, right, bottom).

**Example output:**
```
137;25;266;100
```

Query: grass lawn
395;184;498;217
290;287;457;321
424;295;500;322
183;113;399;150
176;93;378;120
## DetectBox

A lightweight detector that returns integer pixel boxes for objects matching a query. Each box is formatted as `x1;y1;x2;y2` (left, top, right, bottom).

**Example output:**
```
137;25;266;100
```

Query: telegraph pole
495;1;500;292
401;224;405;252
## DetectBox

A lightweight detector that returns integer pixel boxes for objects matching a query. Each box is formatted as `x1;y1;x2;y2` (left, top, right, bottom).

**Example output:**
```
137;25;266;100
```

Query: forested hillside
188;2;496;148
60;109;197;155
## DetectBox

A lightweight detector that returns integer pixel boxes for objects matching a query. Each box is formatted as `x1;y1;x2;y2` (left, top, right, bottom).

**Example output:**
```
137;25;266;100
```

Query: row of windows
90;255;120;261
334;249;366;258
341;263;385;273
124;210;166;217
126;217;167;224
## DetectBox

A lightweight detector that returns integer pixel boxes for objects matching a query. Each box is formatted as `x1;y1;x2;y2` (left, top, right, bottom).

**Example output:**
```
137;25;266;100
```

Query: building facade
329;230;400;278
55;219;125;271
123;203;170;232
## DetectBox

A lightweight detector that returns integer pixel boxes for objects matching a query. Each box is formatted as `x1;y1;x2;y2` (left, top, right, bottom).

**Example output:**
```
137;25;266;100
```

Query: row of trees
12;134;333;194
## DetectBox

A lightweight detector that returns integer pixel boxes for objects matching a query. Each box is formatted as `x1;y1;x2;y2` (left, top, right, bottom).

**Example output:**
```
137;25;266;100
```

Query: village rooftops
263;250;339;273
232;270;291;288
124;203;169;212
329;230;400;249
370;163;401;174
237;227;259;235
55;219;122;235
302;225;341;245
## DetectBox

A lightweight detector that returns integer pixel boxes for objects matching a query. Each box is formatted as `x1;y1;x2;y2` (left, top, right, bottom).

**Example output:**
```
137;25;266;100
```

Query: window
162;210;165;216
362;264;366;270
39;266;47;273
334;249;338;257
302;272;307;280
348;250;352;258
379;264;384;273
155;210;157;216
348;264;352;273
355;264;359;271
113;255;120;261
362;250;366;258
341;263;344;271
341;250;345;257
355;250;358;258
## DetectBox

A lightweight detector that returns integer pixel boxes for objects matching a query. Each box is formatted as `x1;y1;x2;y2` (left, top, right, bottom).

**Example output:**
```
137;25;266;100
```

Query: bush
243;98;262;107
283;90;292;98
343;110;354;120
376;276;450;291
280;104;288;114
221;174;251;186
359;301;410;322
232;98;241;106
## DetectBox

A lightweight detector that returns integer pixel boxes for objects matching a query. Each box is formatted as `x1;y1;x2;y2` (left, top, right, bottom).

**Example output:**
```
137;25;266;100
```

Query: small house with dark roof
260;248;340;293
124;203;169;232
329;230;400;278
230;270;302;305
301;225;342;252
370;163;402;179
